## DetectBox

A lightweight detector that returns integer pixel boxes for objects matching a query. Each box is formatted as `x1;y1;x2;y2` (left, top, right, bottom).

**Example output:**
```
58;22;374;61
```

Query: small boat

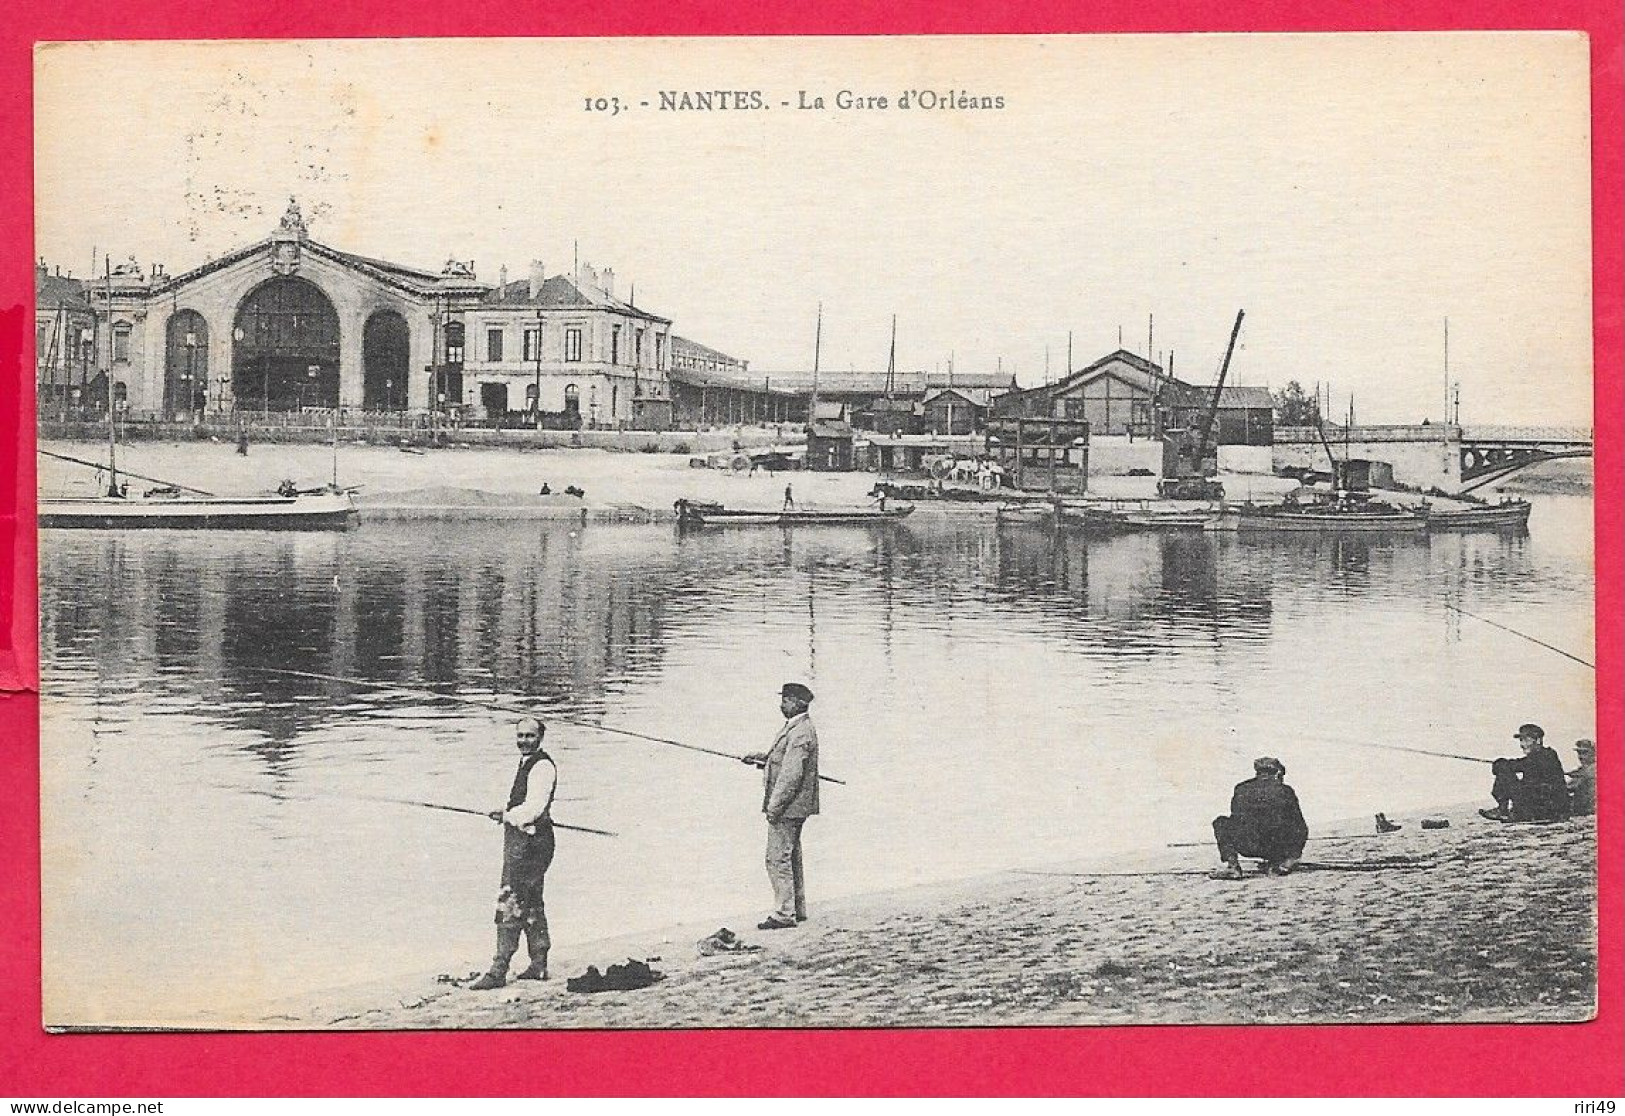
1422;498;1532;531
1231;495;1426;533
39;490;357;530
995;502;1057;523
675;498;914;527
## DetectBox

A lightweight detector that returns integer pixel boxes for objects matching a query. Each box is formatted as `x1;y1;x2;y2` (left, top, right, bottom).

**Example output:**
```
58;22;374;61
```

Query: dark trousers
1213;815;1303;865
1490;770;1568;822
493;823;555;968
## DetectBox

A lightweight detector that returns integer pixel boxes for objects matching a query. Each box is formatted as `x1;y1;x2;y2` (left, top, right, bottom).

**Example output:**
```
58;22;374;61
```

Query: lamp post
79;329;93;420
533;309;544;431
183;330;197;423
307;364;320;417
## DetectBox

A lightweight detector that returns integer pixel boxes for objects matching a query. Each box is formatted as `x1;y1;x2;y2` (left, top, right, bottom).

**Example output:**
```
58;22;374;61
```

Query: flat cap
1514;723;1545;740
781;682;815;704
1253;756;1285;775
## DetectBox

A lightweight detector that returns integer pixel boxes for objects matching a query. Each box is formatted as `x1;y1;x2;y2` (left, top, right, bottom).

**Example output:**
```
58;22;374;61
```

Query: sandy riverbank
247;809;1594;1031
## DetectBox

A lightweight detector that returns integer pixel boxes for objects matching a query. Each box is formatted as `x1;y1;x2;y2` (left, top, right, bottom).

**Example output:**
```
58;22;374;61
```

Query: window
523;326;541;363
655;333;664;369
445;322;465;365
634;328;644;366
112;322;132;363
611;326;620;365
563;383;580;415
486;328;504;363
564;328;583;362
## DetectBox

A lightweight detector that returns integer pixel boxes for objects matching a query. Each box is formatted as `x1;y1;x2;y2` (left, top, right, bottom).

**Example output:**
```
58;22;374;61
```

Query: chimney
36;257;47;282
602;268;615;297
498;265;508;299
529;259;545;299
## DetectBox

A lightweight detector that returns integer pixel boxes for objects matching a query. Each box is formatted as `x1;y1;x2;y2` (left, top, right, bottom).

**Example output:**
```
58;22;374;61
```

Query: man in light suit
742;682;820;930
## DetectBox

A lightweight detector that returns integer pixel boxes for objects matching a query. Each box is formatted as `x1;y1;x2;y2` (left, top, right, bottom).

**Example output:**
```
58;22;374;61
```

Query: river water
39;487;1595;1026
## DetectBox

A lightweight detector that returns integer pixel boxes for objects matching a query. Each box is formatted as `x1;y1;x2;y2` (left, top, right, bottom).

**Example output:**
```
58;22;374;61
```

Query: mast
1191;309;1244;468
809;302;822;425
884;314;896;401
104;257;120;497
1443;317;1449;427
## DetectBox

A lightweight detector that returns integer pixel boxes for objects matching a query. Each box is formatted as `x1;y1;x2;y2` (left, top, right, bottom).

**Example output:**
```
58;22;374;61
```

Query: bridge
1274;424;1593;494
1455;425;1594;493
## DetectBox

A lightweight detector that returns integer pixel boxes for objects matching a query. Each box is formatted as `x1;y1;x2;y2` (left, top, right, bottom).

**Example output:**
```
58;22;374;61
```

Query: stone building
34;262;99;411
991;349;1273;446
471;261;674;429
52;200;679;427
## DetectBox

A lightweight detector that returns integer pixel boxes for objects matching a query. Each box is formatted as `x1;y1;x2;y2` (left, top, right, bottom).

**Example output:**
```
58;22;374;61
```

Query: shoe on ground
1375;813;1402;833
1208;865;1244;881
468;970;507;990
757;916;797;930
795;914;808;923
1478;807;1510;822
515;963;548;981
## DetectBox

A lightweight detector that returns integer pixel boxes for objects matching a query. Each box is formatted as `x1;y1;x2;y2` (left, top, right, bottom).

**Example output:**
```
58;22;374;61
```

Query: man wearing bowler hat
742;683;821;929
1480;723;1569;823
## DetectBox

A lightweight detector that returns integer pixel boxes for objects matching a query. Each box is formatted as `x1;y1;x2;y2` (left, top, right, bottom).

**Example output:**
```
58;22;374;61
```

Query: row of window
474;322;664;367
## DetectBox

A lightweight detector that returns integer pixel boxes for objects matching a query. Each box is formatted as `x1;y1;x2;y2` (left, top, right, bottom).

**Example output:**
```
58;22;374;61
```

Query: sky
34;34;1594;425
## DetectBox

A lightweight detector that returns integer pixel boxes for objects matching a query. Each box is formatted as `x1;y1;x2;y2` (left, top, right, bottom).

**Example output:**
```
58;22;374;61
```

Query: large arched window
232;276;340;411
563;383;580;419
363;310;410;410
165;310;210;418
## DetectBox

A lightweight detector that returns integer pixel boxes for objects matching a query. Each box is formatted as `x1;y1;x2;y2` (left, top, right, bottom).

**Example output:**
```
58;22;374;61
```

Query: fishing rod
248;664;848;786
365;794;618;837
1295;732;1492;765
1443;602;1594;669
37;447;216;496
236;785;616;837
1166;832;1397;849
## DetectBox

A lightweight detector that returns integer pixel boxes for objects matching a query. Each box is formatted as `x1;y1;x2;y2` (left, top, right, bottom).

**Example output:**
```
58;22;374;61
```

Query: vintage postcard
33;34;1596;1031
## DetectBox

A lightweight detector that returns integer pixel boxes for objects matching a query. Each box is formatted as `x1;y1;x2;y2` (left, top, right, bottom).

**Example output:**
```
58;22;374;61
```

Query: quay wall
39;419;798;454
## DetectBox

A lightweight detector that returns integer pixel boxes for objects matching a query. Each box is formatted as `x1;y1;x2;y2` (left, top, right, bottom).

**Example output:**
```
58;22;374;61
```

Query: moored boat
1422;498;1532;531
39;490;357;530
675;498;914;527
1231;497;1426;533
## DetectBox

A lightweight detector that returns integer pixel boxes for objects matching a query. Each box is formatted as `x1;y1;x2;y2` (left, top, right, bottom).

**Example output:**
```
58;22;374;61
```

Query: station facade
54;201;677;427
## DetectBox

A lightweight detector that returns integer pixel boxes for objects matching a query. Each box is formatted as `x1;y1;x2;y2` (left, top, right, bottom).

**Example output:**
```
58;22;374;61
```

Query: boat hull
1424;502;1532;531
1232;509;1426;533
39;493;357;530
676;500;914;527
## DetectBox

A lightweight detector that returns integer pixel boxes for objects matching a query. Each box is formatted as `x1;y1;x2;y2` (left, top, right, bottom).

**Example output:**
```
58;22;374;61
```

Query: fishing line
1443;602;1593;669
248;664;848;785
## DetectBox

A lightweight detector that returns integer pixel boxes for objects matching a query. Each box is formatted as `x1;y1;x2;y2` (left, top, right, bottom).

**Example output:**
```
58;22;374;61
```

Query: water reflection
39;514;1570;756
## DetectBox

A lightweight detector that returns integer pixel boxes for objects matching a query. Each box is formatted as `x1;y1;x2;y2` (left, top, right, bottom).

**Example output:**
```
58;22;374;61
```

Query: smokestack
603;268;615;297
529;259;545;299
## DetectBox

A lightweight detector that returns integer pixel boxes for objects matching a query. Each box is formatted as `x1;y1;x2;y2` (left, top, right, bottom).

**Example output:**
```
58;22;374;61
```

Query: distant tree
1272;380;1322;426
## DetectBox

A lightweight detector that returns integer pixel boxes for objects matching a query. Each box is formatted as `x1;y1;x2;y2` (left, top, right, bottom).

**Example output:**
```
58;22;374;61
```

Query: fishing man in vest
1209;756;1310;880
470;716;557;990
742;682;820;930
1480;723;1569;823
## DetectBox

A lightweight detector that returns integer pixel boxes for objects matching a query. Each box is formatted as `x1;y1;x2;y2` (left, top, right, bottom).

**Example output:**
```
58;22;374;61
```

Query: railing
1275;423;1592;446
1460;424;1593;444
